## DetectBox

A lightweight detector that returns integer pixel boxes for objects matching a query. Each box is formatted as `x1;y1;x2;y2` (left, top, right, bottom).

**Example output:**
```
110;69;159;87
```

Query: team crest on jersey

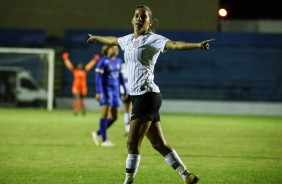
133;40;140;48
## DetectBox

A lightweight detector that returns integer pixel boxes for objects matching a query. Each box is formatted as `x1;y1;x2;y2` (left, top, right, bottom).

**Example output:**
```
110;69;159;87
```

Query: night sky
220;0;282;19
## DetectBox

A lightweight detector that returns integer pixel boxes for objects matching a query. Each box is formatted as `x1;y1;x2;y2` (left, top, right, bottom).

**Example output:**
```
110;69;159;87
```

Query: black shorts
130;92;162;123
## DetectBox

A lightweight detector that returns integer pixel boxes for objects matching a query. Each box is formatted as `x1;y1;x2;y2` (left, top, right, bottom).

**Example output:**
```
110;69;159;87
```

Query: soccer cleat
101;140;115;147
123;177;134;184
184;173;199;184
92;132;99;146
124;181;133;184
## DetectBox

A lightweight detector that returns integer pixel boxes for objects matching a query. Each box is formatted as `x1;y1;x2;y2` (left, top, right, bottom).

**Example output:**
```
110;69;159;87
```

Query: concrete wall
0;0;218;38
56;97;282;116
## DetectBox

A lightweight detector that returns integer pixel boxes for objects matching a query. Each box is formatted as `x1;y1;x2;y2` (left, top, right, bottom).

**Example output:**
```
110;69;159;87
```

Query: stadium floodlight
0;47;55;111
219;8;228;18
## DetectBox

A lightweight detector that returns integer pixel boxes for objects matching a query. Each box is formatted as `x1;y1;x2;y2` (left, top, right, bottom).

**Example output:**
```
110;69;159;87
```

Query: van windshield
20;78;37;90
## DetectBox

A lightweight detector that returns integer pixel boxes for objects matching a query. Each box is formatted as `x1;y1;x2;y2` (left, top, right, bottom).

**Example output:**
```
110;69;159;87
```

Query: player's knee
127;139;139;154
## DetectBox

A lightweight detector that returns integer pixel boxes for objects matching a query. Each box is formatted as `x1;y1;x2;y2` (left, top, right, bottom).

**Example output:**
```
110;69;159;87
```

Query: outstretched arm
62;52;74;71
87;34;119;45
165;39;215;50
85;54;100;71
95;70;103;102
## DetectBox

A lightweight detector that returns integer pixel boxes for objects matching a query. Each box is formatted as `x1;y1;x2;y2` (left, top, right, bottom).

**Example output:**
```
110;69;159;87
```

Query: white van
0;66;47;107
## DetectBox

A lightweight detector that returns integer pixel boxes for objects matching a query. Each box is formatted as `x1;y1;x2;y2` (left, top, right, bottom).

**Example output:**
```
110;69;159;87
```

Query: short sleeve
118;34;133;51
150;34;170;53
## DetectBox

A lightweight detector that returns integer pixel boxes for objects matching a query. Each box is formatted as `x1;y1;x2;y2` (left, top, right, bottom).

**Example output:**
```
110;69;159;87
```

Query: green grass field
0;108;282;184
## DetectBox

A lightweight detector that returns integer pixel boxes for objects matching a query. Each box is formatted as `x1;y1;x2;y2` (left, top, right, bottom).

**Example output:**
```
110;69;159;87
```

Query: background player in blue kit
92;44;127;147
120;63;132;136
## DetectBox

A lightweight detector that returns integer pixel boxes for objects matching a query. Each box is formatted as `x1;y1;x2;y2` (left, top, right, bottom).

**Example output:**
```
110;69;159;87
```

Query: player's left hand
62;52;69;60
93;54;100;61
200;39;215;50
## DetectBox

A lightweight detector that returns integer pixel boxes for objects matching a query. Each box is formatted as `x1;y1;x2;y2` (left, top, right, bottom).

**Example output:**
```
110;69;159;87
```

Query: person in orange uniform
62;52;100;115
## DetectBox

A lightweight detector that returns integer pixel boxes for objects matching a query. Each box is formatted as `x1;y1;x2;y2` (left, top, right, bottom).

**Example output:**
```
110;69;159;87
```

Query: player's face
112;46;119;56
132;8;152;36
108;46;119;58
77;63;83;69
110;45;118;56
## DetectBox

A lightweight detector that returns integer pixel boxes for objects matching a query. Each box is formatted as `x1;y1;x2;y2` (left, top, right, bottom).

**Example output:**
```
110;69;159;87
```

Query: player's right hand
121;94;128;101
62;52;69;60
95;93;102;102
87;34;96;43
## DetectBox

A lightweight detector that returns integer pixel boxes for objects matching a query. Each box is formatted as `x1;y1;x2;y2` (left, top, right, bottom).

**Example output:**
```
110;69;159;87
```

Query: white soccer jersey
118;33;169;95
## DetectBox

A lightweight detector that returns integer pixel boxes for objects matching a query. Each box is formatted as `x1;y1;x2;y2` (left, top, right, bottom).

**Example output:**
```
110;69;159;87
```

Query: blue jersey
95;56;126;107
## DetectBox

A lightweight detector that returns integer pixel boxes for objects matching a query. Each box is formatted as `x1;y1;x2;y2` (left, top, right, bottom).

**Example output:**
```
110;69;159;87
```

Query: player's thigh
110;107;119;120
127;116;152;149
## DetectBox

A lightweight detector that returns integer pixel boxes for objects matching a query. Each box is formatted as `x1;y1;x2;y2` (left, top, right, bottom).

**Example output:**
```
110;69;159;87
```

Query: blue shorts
100;87;120;107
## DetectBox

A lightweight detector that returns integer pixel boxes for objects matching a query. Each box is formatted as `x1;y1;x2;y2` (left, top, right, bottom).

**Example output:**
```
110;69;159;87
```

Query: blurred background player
92;44;127;146
62;52;100;115
120;63;132;136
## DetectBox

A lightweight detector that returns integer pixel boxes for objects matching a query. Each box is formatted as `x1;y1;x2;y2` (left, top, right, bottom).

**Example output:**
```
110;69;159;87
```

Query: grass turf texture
0;108;281;184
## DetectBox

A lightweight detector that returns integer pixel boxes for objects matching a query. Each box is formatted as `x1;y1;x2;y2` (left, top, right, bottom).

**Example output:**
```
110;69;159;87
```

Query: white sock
164;149;189;180
124;154;141;183
124;113;130;133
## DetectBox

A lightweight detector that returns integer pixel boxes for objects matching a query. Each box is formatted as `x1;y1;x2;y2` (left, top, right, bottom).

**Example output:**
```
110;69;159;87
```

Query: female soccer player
87;5;214;184
92;44;127;147
62;52;99;115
